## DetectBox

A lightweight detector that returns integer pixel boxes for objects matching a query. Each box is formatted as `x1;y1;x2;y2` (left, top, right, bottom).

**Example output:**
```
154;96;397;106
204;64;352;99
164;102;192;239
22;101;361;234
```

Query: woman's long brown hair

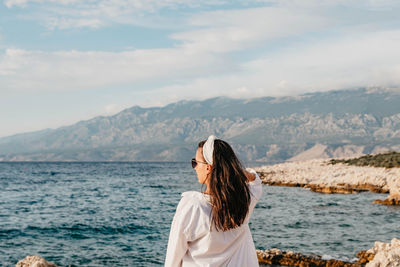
199;139;251;231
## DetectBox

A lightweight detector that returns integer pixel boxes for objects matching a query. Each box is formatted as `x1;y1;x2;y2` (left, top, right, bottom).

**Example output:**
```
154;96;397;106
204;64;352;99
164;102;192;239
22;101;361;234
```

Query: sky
1;0;400;138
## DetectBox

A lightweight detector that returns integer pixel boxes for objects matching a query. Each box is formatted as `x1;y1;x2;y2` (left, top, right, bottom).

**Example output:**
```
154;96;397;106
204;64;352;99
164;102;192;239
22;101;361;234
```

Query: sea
1;162;399;266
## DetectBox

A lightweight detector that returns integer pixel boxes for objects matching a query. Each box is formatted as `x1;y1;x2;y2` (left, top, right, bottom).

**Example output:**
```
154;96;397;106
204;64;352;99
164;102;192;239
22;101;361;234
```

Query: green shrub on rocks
329;151;400;168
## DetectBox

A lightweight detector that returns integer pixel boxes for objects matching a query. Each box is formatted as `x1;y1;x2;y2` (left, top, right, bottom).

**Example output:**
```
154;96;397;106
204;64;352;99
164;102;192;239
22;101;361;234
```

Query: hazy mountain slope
0;88;399;162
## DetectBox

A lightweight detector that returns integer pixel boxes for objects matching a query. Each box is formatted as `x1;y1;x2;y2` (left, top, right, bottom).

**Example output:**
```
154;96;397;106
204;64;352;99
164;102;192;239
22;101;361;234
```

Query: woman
165;135;262;267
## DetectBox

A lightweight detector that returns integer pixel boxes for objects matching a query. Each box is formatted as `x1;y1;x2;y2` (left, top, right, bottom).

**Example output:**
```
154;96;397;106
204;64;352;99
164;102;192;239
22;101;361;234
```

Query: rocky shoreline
256;238;400;267
254;159;400;205
257;248;374;267
15;239;400;267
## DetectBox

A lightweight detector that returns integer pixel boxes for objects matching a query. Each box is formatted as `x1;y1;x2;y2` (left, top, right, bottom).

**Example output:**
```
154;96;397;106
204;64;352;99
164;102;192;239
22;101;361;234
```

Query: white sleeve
164;195;198;267
246;168;262;200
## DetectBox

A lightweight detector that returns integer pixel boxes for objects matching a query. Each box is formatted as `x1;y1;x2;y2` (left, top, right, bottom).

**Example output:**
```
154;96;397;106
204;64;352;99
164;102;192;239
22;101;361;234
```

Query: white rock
15;255;58;267
366;238;400;267
254;159;400;196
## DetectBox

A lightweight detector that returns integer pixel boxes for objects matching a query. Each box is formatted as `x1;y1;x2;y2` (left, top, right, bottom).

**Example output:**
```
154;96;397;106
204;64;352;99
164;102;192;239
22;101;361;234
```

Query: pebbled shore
254;159;400;205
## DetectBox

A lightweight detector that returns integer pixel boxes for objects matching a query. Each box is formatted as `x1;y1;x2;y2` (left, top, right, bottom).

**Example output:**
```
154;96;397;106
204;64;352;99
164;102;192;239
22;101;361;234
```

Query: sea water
1;162;399;266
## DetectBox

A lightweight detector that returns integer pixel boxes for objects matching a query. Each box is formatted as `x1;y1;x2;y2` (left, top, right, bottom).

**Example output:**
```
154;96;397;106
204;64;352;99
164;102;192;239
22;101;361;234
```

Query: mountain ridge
1;87;399;162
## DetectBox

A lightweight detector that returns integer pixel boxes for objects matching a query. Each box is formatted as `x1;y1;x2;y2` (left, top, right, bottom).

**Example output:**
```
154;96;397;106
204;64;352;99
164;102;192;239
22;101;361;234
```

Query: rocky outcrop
255;160;400;203
373;197;400;206
365;238;400;267
15;256;58;267
374;175;400;205
356;250;376;265
256;248;374;267
306;184;388;194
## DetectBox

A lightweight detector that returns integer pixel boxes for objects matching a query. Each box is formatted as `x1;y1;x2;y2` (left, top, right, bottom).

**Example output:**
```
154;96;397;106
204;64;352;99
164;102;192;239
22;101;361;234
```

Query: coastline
256;238;400;267
254;159;400;205
16;238;399;267
252;158;400;266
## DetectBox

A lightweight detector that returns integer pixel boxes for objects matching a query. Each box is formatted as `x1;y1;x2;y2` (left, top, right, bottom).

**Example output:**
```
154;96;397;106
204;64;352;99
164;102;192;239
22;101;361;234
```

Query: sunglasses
191;158;208;168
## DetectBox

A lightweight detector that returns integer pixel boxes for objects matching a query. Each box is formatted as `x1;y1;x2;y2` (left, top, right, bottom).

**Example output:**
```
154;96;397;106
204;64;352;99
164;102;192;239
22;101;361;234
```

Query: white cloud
244;30;400;92
264;0;400;9
0;46;232;92
137;29;400;105
47;17;104;29
0;5;333;92
4;0;196;9
1;3;399;99
4;0;226;29
4;0;399;31
171;7;331;53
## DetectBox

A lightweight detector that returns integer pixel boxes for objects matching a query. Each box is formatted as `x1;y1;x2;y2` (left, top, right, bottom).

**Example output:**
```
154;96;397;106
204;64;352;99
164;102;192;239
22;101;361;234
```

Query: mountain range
1;87;399;163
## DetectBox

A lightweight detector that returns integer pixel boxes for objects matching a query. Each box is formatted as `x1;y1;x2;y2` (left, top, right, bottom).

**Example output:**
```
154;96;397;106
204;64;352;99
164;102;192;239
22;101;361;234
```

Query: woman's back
165;136;262;266
165;169;262;267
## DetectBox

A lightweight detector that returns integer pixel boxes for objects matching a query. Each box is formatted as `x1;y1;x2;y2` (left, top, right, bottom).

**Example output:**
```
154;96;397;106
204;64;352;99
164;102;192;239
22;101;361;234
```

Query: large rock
366;238;400;267
387;176;400;203
15;256;58;267
255;159;400;195
373;176;400;205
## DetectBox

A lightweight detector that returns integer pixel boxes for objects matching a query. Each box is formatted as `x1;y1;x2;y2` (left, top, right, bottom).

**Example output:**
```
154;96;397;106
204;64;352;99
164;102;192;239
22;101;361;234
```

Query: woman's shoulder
173;192;211;240
181;191;210;206
176;191;212;226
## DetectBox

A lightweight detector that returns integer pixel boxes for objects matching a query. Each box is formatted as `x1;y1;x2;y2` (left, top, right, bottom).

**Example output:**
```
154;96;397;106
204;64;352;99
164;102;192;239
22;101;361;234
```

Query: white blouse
165;169;263;267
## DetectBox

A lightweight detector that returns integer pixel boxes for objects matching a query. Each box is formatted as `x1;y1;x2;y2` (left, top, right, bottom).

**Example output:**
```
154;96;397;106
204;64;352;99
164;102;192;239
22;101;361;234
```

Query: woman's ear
206;164;213;175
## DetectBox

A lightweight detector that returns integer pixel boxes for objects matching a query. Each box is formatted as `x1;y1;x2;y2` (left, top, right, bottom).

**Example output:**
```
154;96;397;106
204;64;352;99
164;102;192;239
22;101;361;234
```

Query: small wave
0;229;28;239
321;254;334;260
31;171;61;176
321;254;355;263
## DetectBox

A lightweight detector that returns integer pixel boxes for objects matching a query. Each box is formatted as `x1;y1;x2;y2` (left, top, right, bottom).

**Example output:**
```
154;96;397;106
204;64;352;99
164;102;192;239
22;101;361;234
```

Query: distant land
0;87;399;162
